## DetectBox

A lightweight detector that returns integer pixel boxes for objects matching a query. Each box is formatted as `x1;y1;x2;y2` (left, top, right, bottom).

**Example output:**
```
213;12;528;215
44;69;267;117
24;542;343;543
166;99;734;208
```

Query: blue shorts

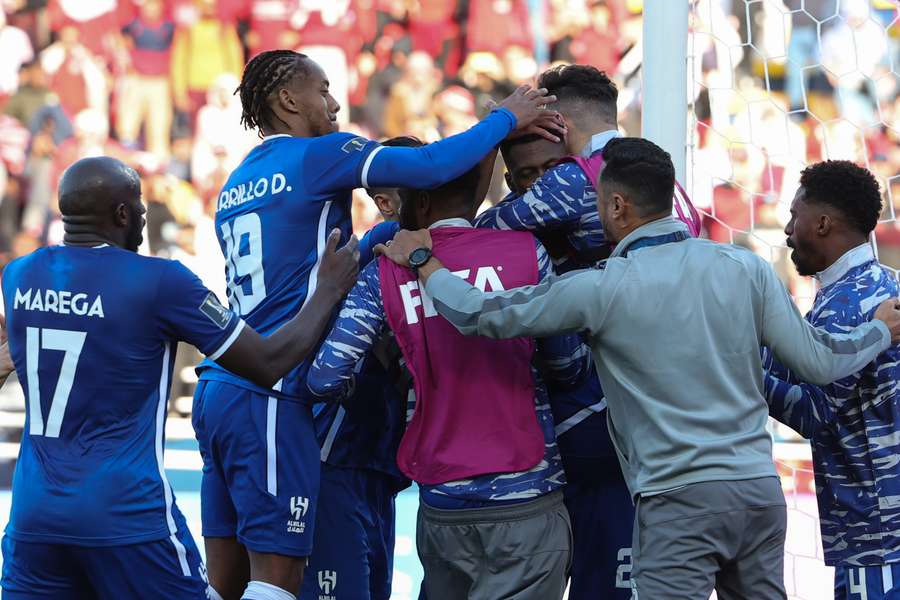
300;465;397;600
564;478;635;600
1;513;207;599
193;379;320;557
835;563;900;600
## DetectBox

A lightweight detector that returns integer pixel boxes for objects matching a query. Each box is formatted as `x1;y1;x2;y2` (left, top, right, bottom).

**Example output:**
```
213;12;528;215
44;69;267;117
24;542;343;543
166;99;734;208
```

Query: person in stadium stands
493;132;635;598
191;49;559;600
376;137;900;600
762;161;900;600
307;150;592;600
0;156;359;600
300;136;420;600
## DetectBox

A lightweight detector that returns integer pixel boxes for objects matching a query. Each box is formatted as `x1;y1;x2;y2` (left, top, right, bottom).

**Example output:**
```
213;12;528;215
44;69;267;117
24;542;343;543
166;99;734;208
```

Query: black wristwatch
408;247;433;271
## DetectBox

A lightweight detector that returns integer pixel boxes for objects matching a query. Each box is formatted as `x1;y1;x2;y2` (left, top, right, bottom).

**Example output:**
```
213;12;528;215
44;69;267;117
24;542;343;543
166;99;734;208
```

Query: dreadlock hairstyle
236;50;311;137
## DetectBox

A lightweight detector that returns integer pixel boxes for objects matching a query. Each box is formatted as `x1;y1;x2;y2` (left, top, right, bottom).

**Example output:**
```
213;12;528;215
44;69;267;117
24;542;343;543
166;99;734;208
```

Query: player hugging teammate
2;50;900;600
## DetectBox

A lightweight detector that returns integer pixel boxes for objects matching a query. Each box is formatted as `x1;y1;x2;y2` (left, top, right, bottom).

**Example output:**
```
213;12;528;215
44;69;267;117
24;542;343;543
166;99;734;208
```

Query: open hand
497;85;561;143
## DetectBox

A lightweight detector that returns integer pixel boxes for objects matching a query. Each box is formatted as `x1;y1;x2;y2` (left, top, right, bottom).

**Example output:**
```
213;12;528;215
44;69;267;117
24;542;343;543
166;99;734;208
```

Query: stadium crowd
0;0;897;284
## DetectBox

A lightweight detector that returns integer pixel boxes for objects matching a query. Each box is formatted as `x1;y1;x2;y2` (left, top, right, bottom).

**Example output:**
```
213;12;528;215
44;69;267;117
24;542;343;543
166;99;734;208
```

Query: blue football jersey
1;244;243;546
197;132;381;400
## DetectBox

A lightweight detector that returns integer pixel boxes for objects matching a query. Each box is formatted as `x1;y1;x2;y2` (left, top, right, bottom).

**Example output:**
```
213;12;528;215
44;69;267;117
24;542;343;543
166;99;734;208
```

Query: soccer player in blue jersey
490;108;635;599
193;49;560;600
0;156;359;600
763;161;900;600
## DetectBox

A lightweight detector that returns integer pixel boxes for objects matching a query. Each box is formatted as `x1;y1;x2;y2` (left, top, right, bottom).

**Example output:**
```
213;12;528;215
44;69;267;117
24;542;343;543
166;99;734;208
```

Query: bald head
59;156;145;251
59;156;141;217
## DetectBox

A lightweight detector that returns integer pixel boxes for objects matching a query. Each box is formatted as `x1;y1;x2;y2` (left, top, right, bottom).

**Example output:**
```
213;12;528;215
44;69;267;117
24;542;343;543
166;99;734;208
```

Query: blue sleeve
156;260;243;359
307;262;387;399
473;162;595;234
363;109;517;189
536;334;592;390
358;221;400;267
304;133;383;195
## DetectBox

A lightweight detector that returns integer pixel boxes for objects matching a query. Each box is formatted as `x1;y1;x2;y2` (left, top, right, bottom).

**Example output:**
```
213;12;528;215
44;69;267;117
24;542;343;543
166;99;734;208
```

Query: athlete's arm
473;162;594;233
0;315;13;388
758;260;900;385
307;263;388;399
215;231;359;388
361;87;560;190
375;229;612;339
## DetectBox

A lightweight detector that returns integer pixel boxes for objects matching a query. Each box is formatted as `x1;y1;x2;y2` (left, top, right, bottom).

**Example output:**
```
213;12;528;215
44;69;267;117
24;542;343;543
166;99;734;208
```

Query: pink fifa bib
564;154;703;237
379;227;544;485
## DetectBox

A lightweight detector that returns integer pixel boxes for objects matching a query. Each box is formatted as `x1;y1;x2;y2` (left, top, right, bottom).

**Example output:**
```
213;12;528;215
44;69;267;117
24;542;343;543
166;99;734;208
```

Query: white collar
262;134;291;142
62;243;110;249
428;217;471;229
580;129;620;157
815;243;876;288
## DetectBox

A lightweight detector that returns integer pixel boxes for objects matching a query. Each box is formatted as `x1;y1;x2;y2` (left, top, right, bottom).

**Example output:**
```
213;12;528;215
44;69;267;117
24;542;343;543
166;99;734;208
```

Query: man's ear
114;203;128;227
277;87;300;115
504;171;517;195
817;214;833;237
373;193;396;220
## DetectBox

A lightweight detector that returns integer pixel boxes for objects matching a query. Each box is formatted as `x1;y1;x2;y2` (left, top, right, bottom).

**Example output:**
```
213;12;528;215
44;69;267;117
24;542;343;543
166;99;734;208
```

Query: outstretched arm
374;229;612;340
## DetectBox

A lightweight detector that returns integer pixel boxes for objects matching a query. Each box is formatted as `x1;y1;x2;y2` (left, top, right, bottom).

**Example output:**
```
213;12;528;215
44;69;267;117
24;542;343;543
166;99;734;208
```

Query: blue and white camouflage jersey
474;165;606;273
763;243;900;567
307;218;592;508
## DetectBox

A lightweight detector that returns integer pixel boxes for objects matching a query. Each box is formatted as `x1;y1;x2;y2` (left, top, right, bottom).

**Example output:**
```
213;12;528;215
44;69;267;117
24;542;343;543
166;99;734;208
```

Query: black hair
600;137;674;216
399;163;482;211
236;50;311;135
537;64;618;122
499;133;547;161
365;136;424;197
800;160;882;236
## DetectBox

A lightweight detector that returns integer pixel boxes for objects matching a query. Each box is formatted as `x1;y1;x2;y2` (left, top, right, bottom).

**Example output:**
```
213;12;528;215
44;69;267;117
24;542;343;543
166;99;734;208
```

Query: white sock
207;585;225;600
241;580;297;600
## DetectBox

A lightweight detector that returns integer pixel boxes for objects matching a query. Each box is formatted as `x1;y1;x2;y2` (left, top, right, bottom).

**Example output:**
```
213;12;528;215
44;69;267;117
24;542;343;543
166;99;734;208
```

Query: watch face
410;248;431;267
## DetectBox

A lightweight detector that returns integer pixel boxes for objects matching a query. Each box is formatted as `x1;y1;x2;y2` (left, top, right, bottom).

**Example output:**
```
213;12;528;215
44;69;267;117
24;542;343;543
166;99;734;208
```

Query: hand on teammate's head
374;229;433;268
497;85;562;143
874;298;900;343
318;228;360;300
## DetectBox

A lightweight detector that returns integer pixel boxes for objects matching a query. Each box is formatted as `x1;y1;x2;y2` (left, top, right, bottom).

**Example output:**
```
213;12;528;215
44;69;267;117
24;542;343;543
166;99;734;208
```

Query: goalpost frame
641;0;690;186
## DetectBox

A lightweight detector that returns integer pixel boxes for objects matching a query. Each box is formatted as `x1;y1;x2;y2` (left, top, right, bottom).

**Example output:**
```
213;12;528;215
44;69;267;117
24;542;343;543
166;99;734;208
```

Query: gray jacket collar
610;216;690;258
581;129;620;158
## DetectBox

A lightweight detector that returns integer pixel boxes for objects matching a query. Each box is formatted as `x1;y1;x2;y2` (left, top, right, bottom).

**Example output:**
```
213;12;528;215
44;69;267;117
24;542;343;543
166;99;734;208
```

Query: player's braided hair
236;50;310;136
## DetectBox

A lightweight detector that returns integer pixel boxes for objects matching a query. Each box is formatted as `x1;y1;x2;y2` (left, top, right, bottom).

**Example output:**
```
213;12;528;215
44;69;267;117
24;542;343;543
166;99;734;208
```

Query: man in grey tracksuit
375;138;900;599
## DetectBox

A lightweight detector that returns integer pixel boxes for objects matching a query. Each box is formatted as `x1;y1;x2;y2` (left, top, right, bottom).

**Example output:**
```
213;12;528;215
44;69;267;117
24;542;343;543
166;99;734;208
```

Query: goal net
686;1;898;597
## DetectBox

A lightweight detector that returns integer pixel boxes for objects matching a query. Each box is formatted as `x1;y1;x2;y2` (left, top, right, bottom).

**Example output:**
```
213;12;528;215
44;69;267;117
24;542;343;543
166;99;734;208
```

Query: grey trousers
416;490;571;600
631;477;788;600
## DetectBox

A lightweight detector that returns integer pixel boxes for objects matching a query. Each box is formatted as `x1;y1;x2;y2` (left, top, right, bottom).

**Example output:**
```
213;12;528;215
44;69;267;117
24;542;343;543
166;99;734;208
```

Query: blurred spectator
245;0;301;57
191;73;256;193
116;0;175;159
171;0;243;123
784;0;838;112
46;0;120;64
383;50;440;139
407;0;462;75
821;0;890;127
466;0;533;56
567;1;626;72
433;85;477;136
3;60;53;127
0;7;34;97
40;24;108;118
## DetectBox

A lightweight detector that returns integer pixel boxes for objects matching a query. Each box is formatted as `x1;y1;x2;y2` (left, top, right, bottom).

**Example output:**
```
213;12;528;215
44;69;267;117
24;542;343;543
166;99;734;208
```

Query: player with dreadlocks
191;49;559;600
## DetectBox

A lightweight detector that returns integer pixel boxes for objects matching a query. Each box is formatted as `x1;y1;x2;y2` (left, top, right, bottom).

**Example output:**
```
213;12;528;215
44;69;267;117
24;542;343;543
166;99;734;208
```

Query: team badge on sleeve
341;137;367;153
199;293;233;329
